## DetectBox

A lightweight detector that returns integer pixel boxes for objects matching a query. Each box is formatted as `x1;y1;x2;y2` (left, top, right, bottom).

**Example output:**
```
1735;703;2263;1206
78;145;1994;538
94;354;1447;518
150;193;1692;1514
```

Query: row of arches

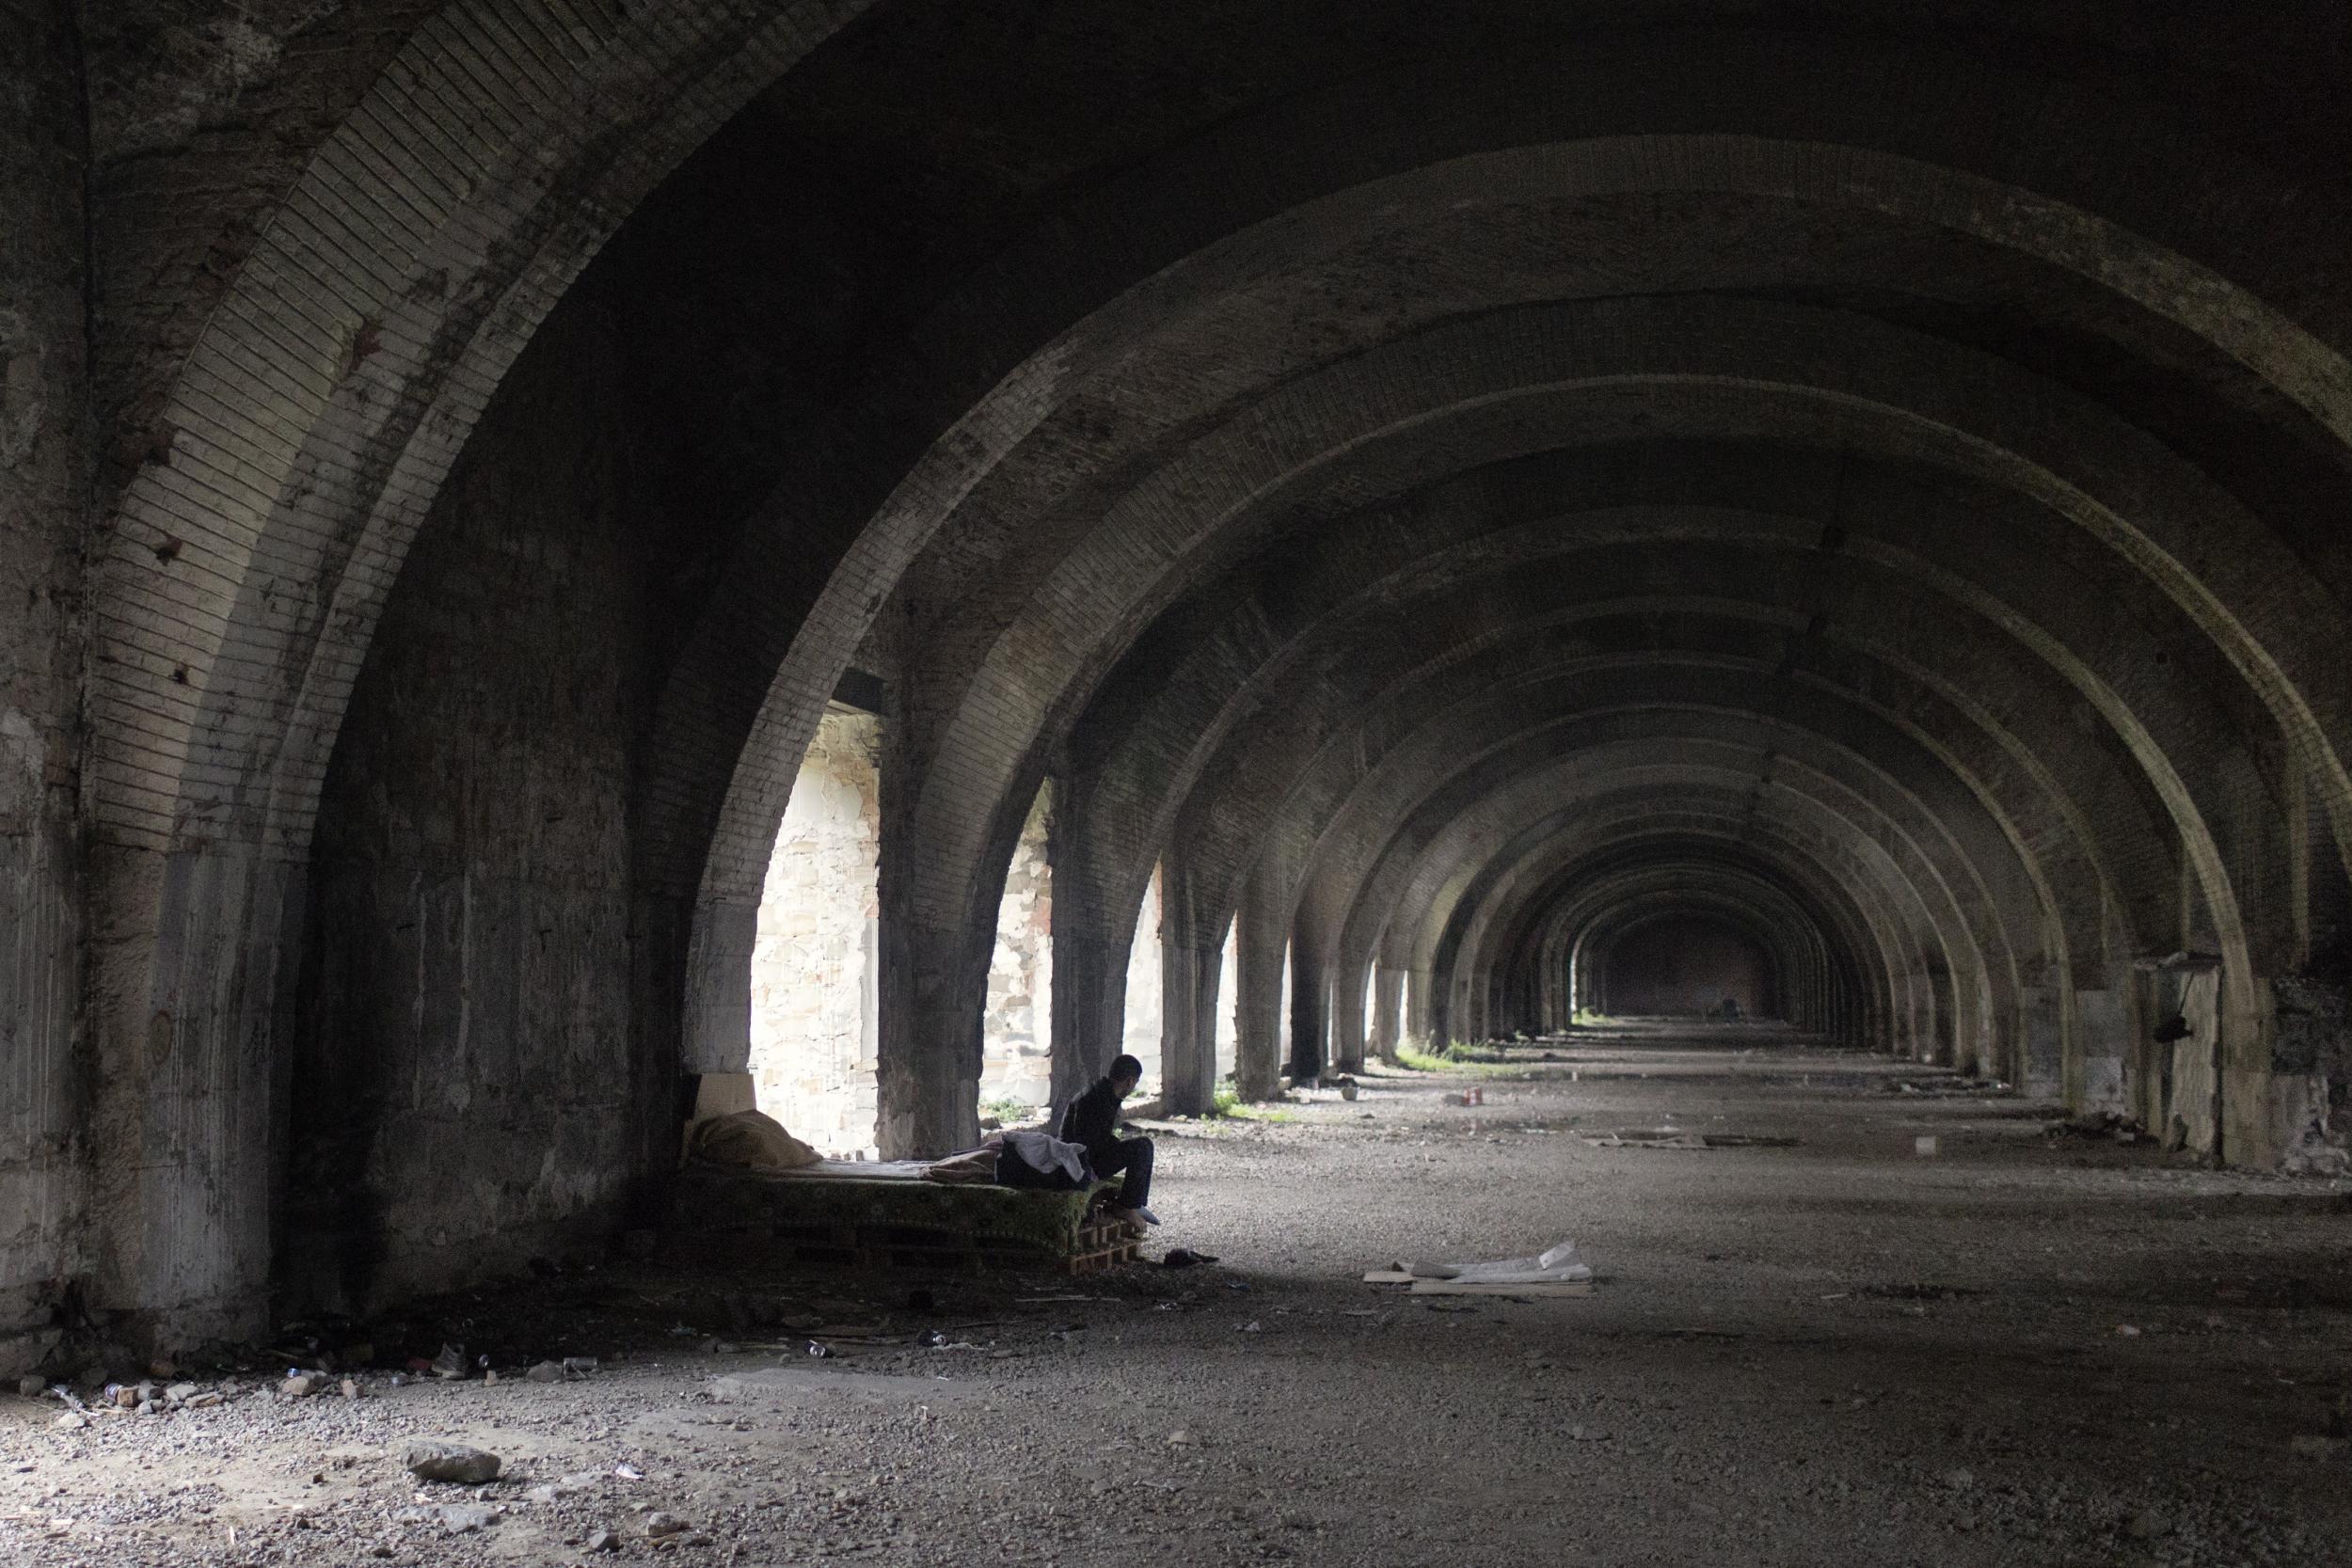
10;4;2347;1352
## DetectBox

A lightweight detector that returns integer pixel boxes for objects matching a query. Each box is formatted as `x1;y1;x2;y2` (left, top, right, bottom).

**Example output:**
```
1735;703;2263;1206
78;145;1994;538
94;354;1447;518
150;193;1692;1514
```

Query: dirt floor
7;1024;2351;1567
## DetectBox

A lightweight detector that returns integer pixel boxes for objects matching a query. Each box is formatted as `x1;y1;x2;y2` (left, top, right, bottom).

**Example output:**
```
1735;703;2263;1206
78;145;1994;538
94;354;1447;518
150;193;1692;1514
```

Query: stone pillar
1329;962;1368;1073
875;912;983;1159
2072;980;2133;1114
1371;962;1405;1063
1;0;94;1371
1160;941;1220;1115
1286;940;1327;1083
1404;964;1434;1048
979;786;1054;1110
2265;974;2351;1173
2019;984;2063;1098
1049;929;1124;1108
1232;865;1286;1100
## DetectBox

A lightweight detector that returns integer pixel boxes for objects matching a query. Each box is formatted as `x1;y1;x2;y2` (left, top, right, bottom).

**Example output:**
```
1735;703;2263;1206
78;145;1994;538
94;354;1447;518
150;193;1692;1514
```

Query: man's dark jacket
1059;1076;1126;1167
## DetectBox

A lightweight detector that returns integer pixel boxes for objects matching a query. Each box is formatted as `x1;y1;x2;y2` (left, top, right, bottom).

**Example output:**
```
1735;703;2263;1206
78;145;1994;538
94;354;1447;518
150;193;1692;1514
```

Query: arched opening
1592;912;1779;1021
980;784;1057;1117
746;705;882;1156
1120;863;1166;1097
1216;915;1241;1082
29;0;2352;1385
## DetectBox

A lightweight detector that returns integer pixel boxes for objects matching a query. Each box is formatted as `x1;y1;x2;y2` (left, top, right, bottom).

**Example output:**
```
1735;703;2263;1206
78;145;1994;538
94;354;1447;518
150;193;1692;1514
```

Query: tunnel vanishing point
5;0;2352;1368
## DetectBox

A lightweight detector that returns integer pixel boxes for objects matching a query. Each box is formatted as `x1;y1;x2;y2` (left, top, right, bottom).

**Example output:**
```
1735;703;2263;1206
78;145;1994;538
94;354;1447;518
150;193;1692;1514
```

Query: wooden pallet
1061;1214;1142;1275
664;1168;1137;1277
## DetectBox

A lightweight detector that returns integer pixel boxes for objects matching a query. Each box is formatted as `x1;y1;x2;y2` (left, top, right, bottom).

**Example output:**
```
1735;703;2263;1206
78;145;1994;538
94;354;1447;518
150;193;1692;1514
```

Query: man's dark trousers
1093;1135;1153;1209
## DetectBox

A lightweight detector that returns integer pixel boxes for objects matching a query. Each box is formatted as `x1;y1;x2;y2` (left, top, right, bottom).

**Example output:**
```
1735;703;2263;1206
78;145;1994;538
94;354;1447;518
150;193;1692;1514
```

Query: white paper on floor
1362;1240;1594;1290
1410;1240;1592;1284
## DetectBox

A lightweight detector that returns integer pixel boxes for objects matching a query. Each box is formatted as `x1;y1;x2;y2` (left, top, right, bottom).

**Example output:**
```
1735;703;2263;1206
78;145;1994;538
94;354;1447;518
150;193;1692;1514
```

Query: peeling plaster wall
0;0;90;1375
281;306;656;1315
2269;975;2352;1174
749;706;881;1157
980;786;1054;1109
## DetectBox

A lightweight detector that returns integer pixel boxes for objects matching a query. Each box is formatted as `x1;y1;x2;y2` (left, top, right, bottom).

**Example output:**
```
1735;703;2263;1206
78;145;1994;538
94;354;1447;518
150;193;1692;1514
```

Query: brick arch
1056;465;2236;1015
1438;748;1999;1065
1391;783;1959;1060
1359;737;1988;1062
1068;603;2094;1098
76;12;2352;1318
839;293;2331;1148
1470;838;1902;1052
82;0;879;1339
658;87;2352;1142
1178;661;2012;1085
1576;907;1786;1021
1495;846;1898;1052
1132;549;2190;1031
1506;865;1870;1041
1285;662;2074;1069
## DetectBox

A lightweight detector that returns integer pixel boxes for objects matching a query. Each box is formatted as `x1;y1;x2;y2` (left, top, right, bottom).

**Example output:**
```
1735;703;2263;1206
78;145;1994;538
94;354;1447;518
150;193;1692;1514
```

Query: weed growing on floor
1395;1041;1523;1076
1199;1080;1295;1122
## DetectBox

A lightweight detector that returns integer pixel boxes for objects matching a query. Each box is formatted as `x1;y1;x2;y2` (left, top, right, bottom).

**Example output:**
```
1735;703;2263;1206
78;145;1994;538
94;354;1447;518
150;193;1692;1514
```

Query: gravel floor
6;1026;2350;1567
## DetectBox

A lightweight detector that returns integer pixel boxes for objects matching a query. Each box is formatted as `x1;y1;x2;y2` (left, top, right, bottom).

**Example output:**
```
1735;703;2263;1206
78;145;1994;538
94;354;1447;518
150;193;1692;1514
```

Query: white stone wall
1216;917;1240;1079
981;784;1056;1110
1121;863;1166;1093
749;707;882;1156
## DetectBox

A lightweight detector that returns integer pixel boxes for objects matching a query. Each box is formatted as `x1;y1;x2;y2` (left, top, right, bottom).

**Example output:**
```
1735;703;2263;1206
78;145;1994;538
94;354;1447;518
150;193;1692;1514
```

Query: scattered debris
396;1501;501;1533
1889;1078;2010;1097
1581;1128;1798;1149
2048;1111;2153;1145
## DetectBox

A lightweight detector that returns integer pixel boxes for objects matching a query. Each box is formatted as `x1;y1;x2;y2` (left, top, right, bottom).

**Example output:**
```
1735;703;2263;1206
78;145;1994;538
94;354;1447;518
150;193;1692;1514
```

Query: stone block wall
981;786;1054;1110
749;706;882;1157
1215;920;1240;1080
1120;863;1165;1094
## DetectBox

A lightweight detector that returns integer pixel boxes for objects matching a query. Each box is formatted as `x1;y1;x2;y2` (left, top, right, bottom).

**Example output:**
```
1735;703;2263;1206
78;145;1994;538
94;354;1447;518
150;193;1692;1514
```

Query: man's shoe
1129;1205;1162;1227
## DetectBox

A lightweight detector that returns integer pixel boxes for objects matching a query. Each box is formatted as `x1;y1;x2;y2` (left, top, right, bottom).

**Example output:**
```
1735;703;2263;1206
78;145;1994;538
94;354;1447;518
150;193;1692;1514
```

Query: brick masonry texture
3;3;2352;1360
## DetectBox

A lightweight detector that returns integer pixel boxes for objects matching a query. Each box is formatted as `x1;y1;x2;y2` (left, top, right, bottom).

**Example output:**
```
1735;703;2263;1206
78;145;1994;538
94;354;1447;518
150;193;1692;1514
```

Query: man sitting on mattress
1059;1053;1159;1231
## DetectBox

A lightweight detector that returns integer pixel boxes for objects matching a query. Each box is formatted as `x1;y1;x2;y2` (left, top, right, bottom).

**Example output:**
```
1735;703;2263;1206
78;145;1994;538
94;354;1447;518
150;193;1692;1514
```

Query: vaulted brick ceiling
40;1;2352;1339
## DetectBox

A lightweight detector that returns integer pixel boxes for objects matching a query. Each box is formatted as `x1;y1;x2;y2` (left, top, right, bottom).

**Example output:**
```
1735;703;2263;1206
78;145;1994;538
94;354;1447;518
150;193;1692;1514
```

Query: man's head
1108;1054;1144;1097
